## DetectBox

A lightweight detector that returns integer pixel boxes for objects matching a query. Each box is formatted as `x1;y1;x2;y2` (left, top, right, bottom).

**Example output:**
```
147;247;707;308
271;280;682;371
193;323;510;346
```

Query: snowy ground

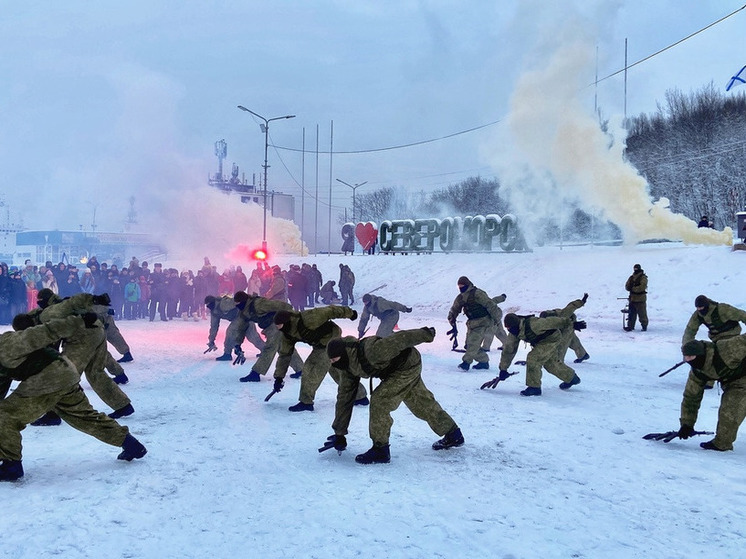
2;242;745;559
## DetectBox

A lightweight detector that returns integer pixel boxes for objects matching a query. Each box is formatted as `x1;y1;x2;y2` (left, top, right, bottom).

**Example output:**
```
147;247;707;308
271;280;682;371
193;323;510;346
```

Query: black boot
355;444;391;464
432;427;465;450
31;411;62;426
117;434;147;461
117;351;133;363
108;404;135;419
0;459;24;481
113;373;129;385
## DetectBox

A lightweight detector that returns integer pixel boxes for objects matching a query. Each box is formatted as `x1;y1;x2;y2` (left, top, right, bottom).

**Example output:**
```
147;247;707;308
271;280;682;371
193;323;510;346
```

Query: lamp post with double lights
335;178;367;224
237;105;295;253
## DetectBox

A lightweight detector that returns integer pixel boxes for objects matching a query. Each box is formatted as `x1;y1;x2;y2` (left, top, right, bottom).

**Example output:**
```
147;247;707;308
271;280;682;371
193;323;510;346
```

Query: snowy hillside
2;242;745;559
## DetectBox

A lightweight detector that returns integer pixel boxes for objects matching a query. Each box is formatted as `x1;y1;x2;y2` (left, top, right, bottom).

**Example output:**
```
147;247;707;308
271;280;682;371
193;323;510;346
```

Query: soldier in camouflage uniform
682;295;746;390
357;294;412;339
539;294;590;363
325;327;464;464
0;313;146;481
624;263;648;331
480;293;508;353
35;292;136;419
233;292;304;383
447;276;501;370
204;295;264;362
677;337;746;451
271;306;367;412
499;308;585;396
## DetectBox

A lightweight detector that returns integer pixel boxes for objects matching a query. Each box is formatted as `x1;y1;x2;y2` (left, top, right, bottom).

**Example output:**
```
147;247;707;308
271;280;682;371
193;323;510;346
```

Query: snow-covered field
2;242;745;559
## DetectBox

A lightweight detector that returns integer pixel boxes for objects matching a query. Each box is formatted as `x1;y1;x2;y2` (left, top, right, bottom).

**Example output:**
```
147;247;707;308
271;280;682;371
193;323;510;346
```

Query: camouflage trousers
463;316;492;365
0;384;129;461
369;364;456;446
481;313;508;351
252;324;303;376
373;310;400;338
557;328;587;361
627;301;648;330
712;376;746;450
298;347;366;405
526;341;576;388
225;319;265;355
64;328;131;412
105;320;130;355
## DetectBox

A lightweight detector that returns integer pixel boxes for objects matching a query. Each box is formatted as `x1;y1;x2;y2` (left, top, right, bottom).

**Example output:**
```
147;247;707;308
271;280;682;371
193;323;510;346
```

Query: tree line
353;84;746;243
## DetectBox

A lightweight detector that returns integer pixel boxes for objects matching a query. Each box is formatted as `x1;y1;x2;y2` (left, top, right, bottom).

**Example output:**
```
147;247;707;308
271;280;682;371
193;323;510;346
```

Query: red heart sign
355;222;378;251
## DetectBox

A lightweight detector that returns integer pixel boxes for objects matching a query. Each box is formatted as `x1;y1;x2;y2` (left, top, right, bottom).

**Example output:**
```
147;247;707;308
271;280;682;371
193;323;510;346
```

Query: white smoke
490;23;733;246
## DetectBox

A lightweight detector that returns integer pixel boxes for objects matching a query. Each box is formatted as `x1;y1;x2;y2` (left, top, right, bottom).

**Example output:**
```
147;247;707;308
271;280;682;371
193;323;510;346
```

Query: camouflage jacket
682;300;746;344
448;284;500;324
680;334;746;427
331;327;433;436
499;315;571;370
274;305;355;379
358;295;409;334
208;296;239;345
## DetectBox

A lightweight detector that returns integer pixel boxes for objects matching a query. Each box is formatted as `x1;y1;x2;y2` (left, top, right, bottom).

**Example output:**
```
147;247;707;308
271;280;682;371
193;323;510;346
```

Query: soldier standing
447;276;501;371
325;327;464;464
271;307;368;412
358;294;412;339
624;264;648;331
677;337;746;451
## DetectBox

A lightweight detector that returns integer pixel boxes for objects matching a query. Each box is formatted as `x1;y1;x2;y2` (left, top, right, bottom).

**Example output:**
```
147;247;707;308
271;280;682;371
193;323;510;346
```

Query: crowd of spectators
0;255;348;325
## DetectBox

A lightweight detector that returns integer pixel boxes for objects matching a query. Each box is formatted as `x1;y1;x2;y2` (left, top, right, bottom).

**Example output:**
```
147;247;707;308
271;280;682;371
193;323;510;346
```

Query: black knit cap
37;288;56;308
234;291;249;305
504;313;520;330
326;338;347;359
682;340;706;356
694;295;709;308
273;310;292;325
457;276;471;286
362;294;372;304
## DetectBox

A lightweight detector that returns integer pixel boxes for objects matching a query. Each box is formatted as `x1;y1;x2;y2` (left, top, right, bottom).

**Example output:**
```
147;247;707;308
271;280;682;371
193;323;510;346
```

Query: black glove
349;310;358;320
581;293;588;304
333;434;347;451
107;308;115;316
204;342;218;354
81;312;99;328
678;424;695;440
501;293;506;299
92;294;111;306
421;326;436;338
573;321;587;331
404;307;412;313
499;369;511;381
273;378;284;392
446;325;458;341
233;346;246;366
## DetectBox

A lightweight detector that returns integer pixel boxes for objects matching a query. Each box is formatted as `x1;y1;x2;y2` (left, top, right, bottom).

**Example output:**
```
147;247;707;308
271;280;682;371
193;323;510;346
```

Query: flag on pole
726;64;746;91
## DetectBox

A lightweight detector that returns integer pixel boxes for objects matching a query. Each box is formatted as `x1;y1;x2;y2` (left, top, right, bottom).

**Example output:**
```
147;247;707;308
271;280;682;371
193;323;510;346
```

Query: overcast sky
1;1;744;235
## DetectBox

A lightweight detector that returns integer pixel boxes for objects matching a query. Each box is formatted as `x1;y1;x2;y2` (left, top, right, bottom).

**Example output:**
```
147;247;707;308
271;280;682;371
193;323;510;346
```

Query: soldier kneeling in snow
324;327;464;464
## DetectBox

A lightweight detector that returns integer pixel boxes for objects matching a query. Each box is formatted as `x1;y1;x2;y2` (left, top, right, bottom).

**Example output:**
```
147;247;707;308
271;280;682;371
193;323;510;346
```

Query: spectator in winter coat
233;266;248;293
247;268;262;296
358;294;412;338
193;270;209;320
311;264;323;304
218;270;234;297
624;264;648;331
264;266;287;302
124;276;141;320
326;327;464;464
80;269;96;294
286;265;307;311
137;276;150;319
320;281;341;305
338;264;355;306
301;263;316;307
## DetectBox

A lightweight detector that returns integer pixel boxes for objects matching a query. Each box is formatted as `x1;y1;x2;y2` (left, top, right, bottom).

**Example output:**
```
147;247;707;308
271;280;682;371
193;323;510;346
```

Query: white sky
1;1;744;235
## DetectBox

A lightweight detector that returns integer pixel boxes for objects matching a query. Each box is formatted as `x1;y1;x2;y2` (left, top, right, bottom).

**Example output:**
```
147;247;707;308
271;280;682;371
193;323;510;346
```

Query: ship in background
207;139;294;221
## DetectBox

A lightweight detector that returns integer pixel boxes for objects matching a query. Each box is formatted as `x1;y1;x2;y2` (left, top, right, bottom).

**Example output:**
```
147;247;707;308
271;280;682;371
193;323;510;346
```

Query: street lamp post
237;105;295;252
336;178;367;223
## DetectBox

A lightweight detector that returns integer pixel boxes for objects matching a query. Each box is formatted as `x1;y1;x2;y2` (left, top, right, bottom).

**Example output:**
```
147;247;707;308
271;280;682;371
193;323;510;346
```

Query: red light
252;249;268;261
